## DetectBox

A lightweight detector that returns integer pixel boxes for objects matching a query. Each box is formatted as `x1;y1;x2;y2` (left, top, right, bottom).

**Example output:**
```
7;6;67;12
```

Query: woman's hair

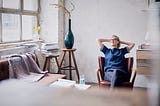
112;35;120;48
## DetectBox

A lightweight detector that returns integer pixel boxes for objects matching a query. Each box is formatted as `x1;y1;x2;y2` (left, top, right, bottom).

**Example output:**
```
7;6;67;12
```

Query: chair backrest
98;56;134;81
124;57;134;81
98;56;105;80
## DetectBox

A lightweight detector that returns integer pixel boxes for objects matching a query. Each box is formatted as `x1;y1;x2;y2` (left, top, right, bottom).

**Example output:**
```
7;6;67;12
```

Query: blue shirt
100;44;129;73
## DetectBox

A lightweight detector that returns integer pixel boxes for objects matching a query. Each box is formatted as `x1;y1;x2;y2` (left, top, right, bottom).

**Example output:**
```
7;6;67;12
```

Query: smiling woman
97;35;135;88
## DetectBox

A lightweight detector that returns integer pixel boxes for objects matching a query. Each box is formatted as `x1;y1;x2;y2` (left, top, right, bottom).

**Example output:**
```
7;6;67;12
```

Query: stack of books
138;43;151;50
49;79;91;90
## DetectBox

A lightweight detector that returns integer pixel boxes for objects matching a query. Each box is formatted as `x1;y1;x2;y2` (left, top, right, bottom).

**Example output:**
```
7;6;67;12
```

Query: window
0;0;40;43
3;0;19;9
22;15;37;40
2;14;20;42
24;0;38;11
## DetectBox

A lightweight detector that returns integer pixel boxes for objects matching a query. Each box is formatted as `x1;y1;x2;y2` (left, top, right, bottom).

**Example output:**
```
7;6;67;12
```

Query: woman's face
110;37;119;48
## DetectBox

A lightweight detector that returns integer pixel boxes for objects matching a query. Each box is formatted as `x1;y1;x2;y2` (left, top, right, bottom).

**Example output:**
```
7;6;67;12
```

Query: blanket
8;53;47;82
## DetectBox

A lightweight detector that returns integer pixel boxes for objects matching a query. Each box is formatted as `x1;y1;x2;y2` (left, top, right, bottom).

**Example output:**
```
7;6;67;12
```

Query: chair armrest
96;68;101;86
130;68;136;84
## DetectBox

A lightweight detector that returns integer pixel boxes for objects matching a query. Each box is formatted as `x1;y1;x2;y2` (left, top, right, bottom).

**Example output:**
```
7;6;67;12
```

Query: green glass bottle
64;19;74;49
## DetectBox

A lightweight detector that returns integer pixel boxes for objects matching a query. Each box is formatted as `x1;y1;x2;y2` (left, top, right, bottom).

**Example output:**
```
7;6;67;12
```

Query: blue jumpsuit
100;44;129;88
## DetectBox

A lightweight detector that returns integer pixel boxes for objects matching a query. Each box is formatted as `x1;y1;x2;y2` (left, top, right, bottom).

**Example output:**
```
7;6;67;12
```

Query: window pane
3;0;19;9
2;13;20;42
22;15;37;40
23;0;38;11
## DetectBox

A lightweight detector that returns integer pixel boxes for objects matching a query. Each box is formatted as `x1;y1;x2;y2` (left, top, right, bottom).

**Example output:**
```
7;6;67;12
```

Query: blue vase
64;19;74;49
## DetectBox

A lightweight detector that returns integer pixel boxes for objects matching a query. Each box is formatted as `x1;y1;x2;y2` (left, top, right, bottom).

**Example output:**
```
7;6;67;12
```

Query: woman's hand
120;40;135;51
97;38;111;48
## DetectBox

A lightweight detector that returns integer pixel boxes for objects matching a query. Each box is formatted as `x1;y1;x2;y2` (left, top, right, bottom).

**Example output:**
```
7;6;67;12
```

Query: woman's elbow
132;43;135;48
128;43;135;51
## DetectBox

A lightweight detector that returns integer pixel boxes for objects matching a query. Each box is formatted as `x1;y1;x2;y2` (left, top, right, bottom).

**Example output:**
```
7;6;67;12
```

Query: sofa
0;53;66;85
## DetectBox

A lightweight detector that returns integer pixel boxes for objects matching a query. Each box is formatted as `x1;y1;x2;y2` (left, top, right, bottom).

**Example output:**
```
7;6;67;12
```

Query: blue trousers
104;70;128;88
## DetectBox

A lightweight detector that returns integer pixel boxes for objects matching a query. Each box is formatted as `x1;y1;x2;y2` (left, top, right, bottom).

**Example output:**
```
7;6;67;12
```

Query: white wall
40;0;58;43
66;0;148;82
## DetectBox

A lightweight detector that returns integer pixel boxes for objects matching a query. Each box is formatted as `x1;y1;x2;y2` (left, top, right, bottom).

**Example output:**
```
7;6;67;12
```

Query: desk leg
59;51;66;74
71;51;80;83
54;56;60;73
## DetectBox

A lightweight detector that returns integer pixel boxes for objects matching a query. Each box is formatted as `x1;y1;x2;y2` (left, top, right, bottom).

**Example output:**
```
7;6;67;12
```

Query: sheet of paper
49;79;76;88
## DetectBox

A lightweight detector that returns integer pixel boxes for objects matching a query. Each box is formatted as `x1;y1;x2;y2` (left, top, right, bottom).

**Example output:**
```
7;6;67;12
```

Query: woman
97;35;135;88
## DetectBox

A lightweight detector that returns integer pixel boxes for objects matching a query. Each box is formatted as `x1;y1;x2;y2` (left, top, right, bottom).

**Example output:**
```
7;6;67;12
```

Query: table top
0;79;149;106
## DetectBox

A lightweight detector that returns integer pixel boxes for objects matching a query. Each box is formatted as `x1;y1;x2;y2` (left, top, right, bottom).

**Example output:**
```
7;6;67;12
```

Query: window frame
0;0;40;43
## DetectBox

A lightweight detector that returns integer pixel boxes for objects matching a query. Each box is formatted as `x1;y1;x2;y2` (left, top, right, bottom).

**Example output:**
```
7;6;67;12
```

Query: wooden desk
0;80;149;106
59;48;80;83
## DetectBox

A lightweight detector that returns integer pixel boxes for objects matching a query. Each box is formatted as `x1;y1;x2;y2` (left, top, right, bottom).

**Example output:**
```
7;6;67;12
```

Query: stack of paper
49;79;76;88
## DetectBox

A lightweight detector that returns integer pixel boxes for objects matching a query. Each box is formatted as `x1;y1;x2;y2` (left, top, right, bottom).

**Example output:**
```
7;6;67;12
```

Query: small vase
64;19;74;49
